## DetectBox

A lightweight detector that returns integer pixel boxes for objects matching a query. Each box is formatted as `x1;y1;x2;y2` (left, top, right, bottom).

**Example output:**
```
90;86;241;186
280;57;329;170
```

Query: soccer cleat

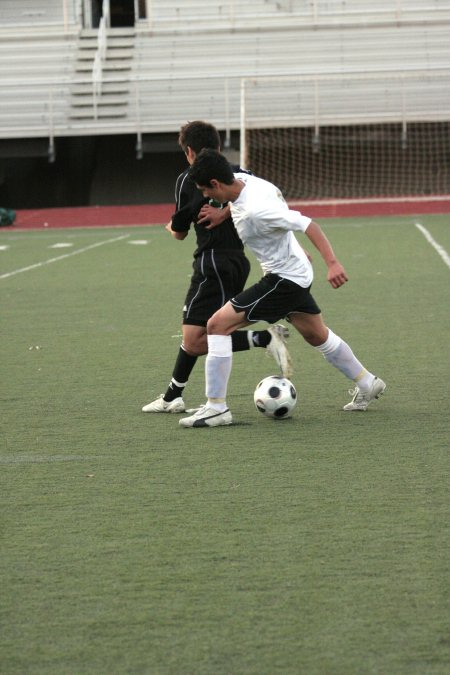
179;405;233;428
142;395;185;413
266;324;293;378
343;377;386;411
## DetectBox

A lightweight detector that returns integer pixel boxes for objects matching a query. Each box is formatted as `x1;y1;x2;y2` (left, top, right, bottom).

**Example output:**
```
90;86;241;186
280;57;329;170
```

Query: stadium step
68;27;136;125
71;83;130;96
76;38;135;50
69;107;128;119
69;95;128;107
75;60;133;72
80;28;135;38
77;48;135;61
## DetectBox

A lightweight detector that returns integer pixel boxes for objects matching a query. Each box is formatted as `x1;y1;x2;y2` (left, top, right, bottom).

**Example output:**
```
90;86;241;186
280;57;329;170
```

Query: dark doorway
91;0;102;27
91;0;136;28
110;0;135;27
138;0;147;19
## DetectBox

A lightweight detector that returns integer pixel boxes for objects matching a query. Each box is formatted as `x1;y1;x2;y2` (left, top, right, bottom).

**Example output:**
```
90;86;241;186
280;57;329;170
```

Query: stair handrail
92;0;110;119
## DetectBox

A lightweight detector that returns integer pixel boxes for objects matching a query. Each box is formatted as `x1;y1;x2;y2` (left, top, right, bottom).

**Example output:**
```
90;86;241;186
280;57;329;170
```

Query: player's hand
165;220;188;240
327;261;348;288
197;204;229;230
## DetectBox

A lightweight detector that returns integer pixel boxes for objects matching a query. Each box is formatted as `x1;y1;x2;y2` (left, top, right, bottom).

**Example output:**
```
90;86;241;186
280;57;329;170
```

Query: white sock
316;329;375;390
205;335;232;410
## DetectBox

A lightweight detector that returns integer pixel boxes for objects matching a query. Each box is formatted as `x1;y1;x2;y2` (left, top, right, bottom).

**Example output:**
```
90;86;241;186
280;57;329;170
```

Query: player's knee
300;328;328;347
206;316;219;335
182;335;207;356
206;315;228;335
292;322;327;346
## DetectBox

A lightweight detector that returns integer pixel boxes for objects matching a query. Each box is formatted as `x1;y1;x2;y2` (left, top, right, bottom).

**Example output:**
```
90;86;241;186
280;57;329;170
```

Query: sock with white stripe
231;329;271;351
163;346;198;402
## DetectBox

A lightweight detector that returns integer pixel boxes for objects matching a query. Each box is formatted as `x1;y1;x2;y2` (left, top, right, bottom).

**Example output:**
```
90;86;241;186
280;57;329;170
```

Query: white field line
289;195;450;206
0;234;129;280
415;223;450;270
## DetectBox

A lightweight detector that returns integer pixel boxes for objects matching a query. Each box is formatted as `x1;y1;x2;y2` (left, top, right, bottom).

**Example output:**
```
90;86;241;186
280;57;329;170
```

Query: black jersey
170;165;250;257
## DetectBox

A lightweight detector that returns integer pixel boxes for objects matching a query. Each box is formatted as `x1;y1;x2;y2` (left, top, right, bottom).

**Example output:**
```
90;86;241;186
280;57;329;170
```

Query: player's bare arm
197;203;231;230
305;220;348;289
165;220;188;240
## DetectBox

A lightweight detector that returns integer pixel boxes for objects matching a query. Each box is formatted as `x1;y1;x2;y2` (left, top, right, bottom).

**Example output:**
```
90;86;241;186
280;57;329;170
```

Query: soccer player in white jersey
179;148;386;428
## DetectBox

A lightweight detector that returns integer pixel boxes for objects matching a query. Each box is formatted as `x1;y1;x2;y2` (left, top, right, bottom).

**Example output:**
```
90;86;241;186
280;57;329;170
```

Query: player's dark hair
189;149;235;187
178;121;221;154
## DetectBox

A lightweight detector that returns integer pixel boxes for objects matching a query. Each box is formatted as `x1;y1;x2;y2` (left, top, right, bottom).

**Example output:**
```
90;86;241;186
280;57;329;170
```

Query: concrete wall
0;134;187;209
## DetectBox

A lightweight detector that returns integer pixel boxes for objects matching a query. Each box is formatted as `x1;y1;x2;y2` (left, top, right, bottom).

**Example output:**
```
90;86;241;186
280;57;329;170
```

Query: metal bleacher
130;22;450;134
0;0;76;28
0;0;449;146
144;0;450;31
0;0;80;152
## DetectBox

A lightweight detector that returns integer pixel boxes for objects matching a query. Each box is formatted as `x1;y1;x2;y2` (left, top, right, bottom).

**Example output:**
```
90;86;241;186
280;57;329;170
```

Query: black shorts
230;273;321;324
183;249;251;326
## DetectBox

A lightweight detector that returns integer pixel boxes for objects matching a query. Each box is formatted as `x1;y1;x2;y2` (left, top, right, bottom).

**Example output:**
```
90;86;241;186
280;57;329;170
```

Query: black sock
231;329;271;352
231;331;250;352
163;347;198;401
252;330;271;348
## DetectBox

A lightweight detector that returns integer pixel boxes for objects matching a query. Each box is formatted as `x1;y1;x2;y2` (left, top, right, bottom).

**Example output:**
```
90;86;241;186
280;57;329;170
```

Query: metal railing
92;0;110;118
0;69;449;151
140;0;450;31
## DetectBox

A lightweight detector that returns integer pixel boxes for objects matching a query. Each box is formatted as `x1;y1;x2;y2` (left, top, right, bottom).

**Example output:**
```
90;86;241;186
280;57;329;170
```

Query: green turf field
1;216;449;674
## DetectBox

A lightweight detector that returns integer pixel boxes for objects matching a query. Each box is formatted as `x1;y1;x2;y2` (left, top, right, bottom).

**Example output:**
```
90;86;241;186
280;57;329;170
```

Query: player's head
178;121;221;155
189;149;236;202
189;148;234;187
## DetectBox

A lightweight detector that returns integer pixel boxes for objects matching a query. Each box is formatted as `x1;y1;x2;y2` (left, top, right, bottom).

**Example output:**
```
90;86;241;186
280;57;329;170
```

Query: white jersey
229;173;313;288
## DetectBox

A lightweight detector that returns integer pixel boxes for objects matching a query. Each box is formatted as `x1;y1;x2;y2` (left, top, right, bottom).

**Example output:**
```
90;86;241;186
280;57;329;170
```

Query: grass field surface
1;216;449;674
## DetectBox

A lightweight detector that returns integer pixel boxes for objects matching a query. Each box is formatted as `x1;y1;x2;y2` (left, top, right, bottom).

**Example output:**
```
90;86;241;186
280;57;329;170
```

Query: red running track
8;196;450;230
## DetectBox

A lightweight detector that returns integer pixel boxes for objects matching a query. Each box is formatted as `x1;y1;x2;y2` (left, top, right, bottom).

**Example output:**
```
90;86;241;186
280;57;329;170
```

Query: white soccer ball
254;375;297;419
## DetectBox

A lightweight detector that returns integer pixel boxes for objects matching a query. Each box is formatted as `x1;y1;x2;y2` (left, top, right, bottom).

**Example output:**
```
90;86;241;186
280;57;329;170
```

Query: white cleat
179;405;233;428
142;395;185;413
343;377;386;411
266;324;293;379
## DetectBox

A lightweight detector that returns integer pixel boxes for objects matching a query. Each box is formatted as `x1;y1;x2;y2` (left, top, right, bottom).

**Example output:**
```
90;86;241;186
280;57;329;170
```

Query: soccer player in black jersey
142;121;291;413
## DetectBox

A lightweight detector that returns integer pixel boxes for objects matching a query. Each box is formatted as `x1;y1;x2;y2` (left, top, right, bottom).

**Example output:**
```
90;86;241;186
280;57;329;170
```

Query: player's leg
227;274;295;377
175;324;290;362
231;324;289;355
143;250;226;413
289;311;385;410
142;257;282;413
202;276;295;408
142;258;208;414
179;302;248;427
205;303;248;414
214;250;285;358
142;325;205;413
179;276;295;427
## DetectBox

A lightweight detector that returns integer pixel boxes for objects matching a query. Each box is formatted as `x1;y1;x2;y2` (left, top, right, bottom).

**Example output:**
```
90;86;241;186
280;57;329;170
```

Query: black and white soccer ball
253;375;297;419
